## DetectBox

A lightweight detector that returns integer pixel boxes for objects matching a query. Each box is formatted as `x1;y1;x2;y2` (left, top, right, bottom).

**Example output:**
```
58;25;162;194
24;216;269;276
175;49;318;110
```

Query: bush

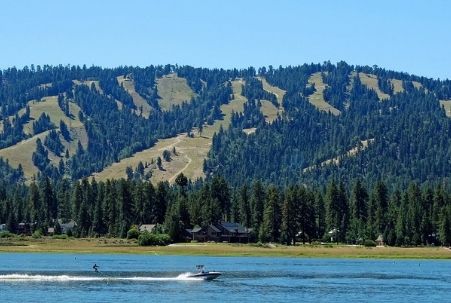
363;240;377;247
127;227;140;239
0;231;15;238
138;232;171;246
52;234;68;239
32;230;43;239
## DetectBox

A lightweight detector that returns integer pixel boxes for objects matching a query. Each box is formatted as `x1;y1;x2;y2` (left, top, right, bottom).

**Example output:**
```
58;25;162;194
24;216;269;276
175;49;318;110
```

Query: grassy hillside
358;72;390;100
440;100;451;117
92;79;247;183
307;72;341;116
260;100;279;123
390;78;404;94
258;77;286;111
156;73;196;111
117;75;152;118
73;80;103;93
0;131;49;179
303;139;374;173
0;96;87;179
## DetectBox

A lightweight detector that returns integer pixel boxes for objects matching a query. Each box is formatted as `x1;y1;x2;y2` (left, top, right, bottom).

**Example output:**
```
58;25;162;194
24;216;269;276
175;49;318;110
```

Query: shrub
32;230;43;239
363;240;377;247
52;234;68;239
0;231;15;238
127;227;140;239
138;232;171;246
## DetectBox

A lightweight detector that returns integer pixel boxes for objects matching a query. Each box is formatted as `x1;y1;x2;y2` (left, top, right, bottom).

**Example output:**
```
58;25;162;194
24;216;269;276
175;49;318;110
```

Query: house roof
139;224;156;232
58;219;77;228
219;222;248;233
209;225;221;233
191;226;202;233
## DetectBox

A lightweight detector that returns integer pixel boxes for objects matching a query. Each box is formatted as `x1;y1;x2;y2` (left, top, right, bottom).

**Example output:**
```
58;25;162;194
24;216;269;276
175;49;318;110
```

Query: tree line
0;175;449;246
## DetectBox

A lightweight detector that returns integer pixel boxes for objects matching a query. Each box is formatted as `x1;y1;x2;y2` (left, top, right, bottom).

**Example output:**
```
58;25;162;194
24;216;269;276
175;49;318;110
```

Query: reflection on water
0;253;450;303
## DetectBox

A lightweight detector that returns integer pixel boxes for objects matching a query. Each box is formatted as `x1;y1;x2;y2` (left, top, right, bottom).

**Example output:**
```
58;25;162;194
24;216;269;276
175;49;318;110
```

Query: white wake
0;273;201;282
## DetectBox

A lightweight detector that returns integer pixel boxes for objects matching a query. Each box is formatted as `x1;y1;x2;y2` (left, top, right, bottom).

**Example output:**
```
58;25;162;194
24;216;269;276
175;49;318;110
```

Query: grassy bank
0;237;450;259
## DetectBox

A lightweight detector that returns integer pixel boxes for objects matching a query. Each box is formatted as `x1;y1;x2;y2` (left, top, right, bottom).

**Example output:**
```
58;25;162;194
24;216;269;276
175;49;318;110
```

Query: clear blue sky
0;0;450;79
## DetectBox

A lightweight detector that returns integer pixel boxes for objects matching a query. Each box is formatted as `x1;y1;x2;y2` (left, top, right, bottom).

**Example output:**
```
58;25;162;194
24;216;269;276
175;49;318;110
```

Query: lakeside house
187;222;251;243
17;222;34;235
57;219;77;234
139;224;156;233
376;234;384;246
47;227;55;235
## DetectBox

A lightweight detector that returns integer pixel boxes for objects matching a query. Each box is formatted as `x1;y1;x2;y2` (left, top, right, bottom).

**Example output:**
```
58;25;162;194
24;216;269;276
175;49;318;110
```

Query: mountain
0;62;449;189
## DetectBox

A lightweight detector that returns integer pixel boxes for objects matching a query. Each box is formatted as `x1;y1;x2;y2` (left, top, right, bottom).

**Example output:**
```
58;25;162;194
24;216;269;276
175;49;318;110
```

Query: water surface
0;253;450;302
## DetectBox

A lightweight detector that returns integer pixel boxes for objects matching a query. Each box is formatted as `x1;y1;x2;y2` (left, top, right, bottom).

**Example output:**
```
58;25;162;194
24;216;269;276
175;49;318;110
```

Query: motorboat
187;265;221;280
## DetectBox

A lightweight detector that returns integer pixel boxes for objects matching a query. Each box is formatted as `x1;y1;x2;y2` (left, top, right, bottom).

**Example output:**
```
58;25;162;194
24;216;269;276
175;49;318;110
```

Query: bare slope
303;139;375;173
92;79;247;183
0;97;87;178
0;131;50;179
73;80;103;94
156;73;196;111
260;100;279;123
258;77;286;111
440;100;451;117
358;73;390;100
257;77;286;123
390;79;404;94
307;72;341;116
117;75;152;118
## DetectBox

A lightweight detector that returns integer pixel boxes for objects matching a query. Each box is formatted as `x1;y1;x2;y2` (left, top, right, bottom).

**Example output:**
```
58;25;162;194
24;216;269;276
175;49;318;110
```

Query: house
58;219;77;234
139;224;156;233
327;228;339;243
190;224;222;242
217;222;251;243
17;222;33;235
376;234;384;246
0;224;7;232
189;222;250;243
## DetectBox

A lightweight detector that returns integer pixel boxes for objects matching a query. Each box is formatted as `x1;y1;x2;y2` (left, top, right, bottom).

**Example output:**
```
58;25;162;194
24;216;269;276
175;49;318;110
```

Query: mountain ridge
0;61;449;188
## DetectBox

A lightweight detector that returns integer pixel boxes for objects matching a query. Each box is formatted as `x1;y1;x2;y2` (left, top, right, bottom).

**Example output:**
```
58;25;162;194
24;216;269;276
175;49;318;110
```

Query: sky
0;0;450;79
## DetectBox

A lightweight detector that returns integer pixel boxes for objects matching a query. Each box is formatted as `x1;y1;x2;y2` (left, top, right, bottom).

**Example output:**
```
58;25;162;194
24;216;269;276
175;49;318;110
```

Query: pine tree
154;182;169;224
92;186;105;236
28;182;41;224
281;186;298;245
118;179;133;238
210;175;230;220
373;181;388;236
314;191;326;239
348;180;368;243
439;206;451;247
239;184;251;227
142;182;156;224
259;185;281;242
251;180;265;237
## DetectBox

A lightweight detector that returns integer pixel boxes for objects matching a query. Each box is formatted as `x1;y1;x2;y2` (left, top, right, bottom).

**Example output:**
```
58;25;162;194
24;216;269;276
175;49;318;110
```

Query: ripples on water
0;254;450;303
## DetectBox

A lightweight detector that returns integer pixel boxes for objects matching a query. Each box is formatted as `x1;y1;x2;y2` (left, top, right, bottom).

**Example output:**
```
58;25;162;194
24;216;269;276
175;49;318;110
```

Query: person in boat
93;264;99;272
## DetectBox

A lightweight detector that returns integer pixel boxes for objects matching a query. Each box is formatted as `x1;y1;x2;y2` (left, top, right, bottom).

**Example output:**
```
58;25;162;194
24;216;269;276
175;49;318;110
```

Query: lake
0;253;450;302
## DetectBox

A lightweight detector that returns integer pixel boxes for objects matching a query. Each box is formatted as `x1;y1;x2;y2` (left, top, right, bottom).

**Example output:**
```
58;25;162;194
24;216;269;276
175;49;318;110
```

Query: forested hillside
205;62;451;190
0;62;449;188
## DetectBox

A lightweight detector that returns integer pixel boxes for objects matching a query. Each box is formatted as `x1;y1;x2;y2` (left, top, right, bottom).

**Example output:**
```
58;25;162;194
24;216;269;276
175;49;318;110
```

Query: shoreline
0;237;450;259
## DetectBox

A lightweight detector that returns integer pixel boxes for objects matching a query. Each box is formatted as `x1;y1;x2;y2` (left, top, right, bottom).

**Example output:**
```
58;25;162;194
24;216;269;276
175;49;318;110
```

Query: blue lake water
0;253;450;302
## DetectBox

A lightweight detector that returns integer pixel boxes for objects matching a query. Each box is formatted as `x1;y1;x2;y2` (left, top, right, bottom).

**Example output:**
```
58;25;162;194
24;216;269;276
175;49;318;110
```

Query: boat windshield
196;265;205;272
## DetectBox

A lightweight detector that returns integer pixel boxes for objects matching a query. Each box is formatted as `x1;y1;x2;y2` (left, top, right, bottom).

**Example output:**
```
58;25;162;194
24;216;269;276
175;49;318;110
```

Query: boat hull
188;272;221;281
